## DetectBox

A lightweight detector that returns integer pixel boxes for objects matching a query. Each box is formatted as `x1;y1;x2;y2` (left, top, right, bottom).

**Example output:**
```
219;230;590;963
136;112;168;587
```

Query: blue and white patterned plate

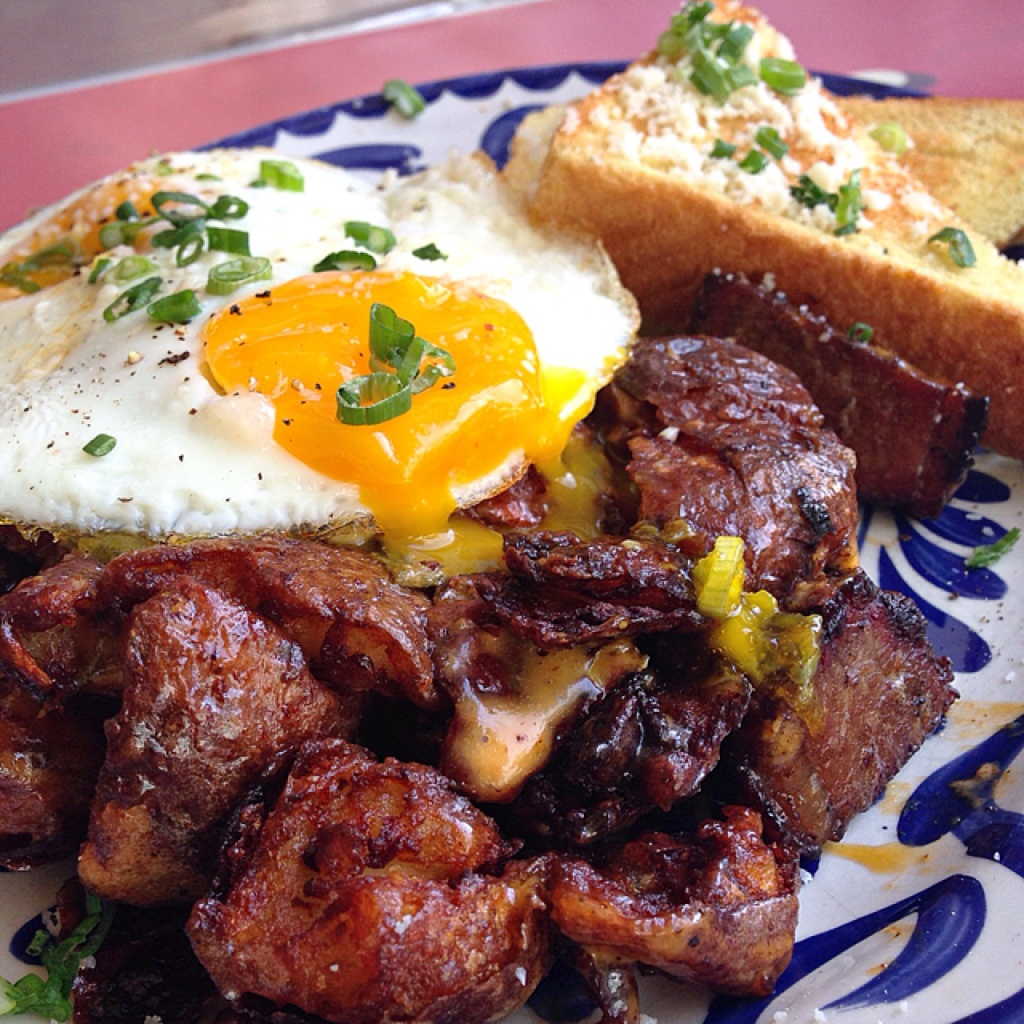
2;63;1022;1024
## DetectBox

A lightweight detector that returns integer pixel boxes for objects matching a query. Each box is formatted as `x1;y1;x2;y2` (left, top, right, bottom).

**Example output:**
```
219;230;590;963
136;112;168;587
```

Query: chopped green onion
847;322;874;344
151;190;209;226
790;174;832;209
336;302;455;426
965;527;1020;569
115;200;140;221
206;194;249;220
412;242;447;261
313;250;377;272
337;372;413;425
207;225;251;256
345;220;396;254
147;288;201;323
0;893;114;1022
718;22;754;61
195;172;223;181
88;257;113;284
0;267;41;293
928;226;977;268
176;233;206;267
111;254;158;282
689;45;732;101
869;121;908;155
257;159;305;192
98;218;155;249
21;240;78;272
1;240;80;292
759;56;806;94
657;27;689;59
737;149;769;173
834;169;863;235
369;302;417;371
710;139;737;159
103;276;162;322
382;78;427;119
754;124;788;160
724;62;757;92
207;256;273;295
82;433;117;457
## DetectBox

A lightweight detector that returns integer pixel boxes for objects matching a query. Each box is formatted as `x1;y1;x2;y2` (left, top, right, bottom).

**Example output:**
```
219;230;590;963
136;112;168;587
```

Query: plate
2;63;1023;1024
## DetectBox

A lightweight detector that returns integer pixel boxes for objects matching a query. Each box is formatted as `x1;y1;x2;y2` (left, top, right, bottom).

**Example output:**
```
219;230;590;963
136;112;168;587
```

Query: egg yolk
0;175;163;299
203;271;590;540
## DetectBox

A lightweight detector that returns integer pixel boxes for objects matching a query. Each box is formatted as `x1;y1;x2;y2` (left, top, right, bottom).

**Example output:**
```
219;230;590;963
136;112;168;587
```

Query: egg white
0;149;637;540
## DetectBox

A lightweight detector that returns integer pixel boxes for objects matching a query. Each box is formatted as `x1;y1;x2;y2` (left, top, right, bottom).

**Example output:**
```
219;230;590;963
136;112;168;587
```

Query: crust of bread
509;60;1024;458
839;95;1024;248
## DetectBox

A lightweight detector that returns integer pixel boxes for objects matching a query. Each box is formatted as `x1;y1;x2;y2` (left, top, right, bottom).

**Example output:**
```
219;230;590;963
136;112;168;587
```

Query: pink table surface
1;0;1022;233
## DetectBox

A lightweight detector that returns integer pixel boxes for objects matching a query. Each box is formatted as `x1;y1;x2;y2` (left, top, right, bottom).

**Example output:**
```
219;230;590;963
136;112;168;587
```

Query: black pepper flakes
158;351;190;367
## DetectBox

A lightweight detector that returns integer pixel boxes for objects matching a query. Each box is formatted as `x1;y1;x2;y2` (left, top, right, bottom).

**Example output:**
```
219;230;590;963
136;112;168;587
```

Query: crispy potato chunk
0;680;106;868
549;806;799;1020
99;536;438;708
79;578;353;906
189;739;551;1024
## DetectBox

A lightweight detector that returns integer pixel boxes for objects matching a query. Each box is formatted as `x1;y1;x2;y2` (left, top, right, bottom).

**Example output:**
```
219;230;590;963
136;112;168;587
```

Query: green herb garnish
336;302;455;426
382;79;427;119
790;170;864;236
82;433;117;457
0;893;114;1021
412;242;447;261
847;322;874;344
928;226;977;268
254;159;305;192
965;527;1020;569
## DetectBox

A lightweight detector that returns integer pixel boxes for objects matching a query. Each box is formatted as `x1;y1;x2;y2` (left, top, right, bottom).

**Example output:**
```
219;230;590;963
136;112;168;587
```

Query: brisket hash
0;324;956;1024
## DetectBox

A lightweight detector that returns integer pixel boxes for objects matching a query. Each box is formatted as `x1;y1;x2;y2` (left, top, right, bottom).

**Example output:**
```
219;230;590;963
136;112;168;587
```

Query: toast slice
838;95;1024;249
506;1;1024;458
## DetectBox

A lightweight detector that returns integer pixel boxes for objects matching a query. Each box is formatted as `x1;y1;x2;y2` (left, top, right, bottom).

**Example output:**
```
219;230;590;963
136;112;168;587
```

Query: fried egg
0;149;637;553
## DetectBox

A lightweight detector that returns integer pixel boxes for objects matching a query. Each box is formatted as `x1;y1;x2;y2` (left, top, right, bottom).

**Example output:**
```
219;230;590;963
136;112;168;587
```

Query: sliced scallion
206;195;249;220
847;322;874;344
335;302;455;426
207;225;251;256
336;372;413;425
928;226;977;268
313;250;377;272
151;190;209;226
754;124;788;160
147;288;201;323
710;138;737;159
345;220;396;255
965;527;1020;569
412;242;447;261
737;149;769;173
869;121;908;155
111;255;158;282
83;433;117;457
718;22;754;61
834;169;863;235
88;257;113;284
103;276;162;322
207;256;273;295
759;56;806;94
257;159;305;192
382;79;427;119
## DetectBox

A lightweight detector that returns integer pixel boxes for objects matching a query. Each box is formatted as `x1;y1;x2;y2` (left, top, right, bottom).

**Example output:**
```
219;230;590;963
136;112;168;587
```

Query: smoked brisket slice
593;334;859;601
690;271;988;518
722;569;957;854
